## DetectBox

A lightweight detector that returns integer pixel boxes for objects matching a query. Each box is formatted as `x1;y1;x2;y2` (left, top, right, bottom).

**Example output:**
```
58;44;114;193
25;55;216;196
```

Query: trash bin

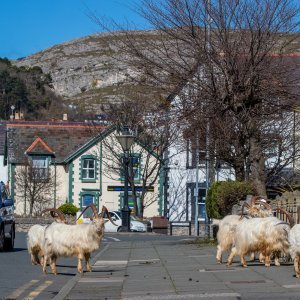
152;216;168;234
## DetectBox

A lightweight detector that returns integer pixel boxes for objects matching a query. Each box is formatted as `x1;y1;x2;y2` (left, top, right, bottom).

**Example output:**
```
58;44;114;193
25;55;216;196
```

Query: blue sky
0;0;147;60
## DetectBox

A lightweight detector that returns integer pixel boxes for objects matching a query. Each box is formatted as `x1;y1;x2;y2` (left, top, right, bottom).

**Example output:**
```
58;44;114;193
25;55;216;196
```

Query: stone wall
15;215;76;232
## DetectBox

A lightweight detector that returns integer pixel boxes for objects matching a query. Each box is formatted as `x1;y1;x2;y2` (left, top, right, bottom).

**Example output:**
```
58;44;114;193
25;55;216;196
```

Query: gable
25;137;55;156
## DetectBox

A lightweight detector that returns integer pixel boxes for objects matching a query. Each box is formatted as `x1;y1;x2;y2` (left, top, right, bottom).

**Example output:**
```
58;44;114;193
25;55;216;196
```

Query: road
0;232;193;300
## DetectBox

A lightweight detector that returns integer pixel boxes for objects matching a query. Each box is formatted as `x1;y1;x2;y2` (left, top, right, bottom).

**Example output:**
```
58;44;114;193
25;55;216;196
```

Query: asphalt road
0;232;194;300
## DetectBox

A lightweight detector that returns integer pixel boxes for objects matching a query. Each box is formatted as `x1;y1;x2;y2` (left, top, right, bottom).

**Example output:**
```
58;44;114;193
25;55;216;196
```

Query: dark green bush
206;181;255;219
58;203;79;216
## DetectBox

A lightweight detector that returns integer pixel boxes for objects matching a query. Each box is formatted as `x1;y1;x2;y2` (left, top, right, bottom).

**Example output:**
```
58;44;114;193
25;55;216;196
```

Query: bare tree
88;95;182;217
92;0;300;196
15;163;58;216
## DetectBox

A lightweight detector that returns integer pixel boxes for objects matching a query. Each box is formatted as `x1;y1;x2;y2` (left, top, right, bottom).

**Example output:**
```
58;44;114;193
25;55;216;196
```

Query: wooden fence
274;194;300;224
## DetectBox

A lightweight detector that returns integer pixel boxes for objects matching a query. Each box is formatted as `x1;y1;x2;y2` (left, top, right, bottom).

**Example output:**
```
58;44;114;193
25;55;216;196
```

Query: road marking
123;293;241;299
283;284;300;288
79;277;124;283
199;267;249;272
129;258;160;262
95;260;128;266
108;236;121;242
24;280;52;300
5;280;39;299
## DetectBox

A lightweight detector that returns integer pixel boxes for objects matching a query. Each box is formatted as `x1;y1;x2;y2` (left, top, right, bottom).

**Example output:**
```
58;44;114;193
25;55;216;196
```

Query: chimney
63;113;68;121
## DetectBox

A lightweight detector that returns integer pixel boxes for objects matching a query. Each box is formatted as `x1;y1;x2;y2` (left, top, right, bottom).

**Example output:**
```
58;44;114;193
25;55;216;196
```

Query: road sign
107;186;154;192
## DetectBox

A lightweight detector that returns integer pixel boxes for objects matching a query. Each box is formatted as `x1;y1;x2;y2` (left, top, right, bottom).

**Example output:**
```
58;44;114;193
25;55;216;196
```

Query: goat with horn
43;204;117;274
213;196;273;264
227;208;294;268
27;208;67;266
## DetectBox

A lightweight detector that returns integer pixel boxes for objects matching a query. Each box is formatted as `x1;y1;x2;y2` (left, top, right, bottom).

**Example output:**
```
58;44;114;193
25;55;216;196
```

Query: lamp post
116;126;136;232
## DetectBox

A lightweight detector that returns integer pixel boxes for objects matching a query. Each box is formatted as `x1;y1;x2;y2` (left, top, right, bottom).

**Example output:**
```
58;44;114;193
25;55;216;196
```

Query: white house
5;121;163;217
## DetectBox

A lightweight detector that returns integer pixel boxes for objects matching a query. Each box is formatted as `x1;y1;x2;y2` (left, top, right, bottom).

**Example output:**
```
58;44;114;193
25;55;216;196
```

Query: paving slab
53;239;300;300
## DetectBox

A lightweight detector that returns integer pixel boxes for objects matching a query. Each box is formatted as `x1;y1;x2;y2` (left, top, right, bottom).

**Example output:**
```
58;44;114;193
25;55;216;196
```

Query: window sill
81;179;97;183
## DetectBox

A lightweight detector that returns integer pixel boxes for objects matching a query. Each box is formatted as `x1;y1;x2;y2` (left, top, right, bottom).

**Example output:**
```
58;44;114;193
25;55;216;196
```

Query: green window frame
80;155;97;182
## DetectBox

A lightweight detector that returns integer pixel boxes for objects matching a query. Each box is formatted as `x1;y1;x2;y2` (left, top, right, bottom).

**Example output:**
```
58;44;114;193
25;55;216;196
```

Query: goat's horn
275;207;295;227
250;196;261;207
76;204;98;221
41;208;66;222
89;204;99;219
240;202;251;219
101;206;118;226
257;200;272;210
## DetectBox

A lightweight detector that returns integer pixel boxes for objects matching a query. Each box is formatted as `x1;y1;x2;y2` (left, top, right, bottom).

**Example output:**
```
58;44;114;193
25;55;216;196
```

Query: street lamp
116;126;136;232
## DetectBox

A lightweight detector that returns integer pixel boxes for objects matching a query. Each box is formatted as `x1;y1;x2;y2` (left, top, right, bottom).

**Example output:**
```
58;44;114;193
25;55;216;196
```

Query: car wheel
4;227;14;251
117;226;122;232
0;228;4;251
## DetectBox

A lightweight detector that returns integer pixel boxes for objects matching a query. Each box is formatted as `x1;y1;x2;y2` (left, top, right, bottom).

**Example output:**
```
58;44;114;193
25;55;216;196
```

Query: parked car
104;211;148;232
0;181;15;251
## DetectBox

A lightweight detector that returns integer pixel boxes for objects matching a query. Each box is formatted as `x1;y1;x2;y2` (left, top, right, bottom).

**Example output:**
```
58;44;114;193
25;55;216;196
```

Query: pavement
53;237;300;300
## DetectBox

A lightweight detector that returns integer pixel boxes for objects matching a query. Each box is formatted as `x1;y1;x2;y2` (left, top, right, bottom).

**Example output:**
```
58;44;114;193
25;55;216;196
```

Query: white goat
27;208;66;266
213;197;273;263
288;224;300;278
227;214;292;267
42;205;116;275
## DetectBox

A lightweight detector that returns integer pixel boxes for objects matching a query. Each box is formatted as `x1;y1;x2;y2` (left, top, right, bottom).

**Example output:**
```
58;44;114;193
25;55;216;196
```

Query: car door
104;211;121;232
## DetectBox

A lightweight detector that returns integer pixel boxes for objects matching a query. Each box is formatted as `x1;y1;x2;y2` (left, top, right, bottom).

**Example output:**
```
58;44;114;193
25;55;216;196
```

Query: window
82;158;95;180
31;156;48;180
129;155;140;180
120;154;140;181
81;194;95;218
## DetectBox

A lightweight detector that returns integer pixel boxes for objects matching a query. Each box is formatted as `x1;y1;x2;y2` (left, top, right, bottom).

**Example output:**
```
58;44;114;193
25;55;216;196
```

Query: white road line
5;279;39;299
107;236;121;241
24;280;52;300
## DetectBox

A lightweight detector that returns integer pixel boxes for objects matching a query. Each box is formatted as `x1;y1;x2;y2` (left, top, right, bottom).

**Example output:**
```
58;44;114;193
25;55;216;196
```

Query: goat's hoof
216;260;221;264
242;264;248;268
265;264;270;267
296;274;300;278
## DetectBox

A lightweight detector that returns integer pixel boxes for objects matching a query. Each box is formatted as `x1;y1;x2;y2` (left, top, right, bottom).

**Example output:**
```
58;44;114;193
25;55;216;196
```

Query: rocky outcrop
12;33;140;110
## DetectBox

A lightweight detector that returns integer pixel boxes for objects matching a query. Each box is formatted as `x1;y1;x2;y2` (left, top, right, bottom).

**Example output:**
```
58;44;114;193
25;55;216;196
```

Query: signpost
107;186;154;192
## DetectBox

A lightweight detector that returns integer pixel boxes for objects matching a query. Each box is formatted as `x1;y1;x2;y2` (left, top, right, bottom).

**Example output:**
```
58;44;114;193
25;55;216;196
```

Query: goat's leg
274;252;280;266
241;254;247;267
294;255;300;278
259;252;265;263
31;252;40;265
77;253;84;273
264;254;271;267
50;255;57;275
43;254;48;274
227;247;237;266
40;256;44;266
216;244;222;263
84;253;92;272
250;252;255;261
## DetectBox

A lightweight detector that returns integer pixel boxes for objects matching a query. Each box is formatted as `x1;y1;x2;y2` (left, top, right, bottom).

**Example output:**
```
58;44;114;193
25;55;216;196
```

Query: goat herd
27;204;117;275
26;198;300;279
213;196;300;278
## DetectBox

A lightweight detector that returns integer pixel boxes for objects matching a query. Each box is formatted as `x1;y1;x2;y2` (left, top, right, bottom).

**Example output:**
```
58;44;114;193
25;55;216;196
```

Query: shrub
58;203;79;216
206;181;255;219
